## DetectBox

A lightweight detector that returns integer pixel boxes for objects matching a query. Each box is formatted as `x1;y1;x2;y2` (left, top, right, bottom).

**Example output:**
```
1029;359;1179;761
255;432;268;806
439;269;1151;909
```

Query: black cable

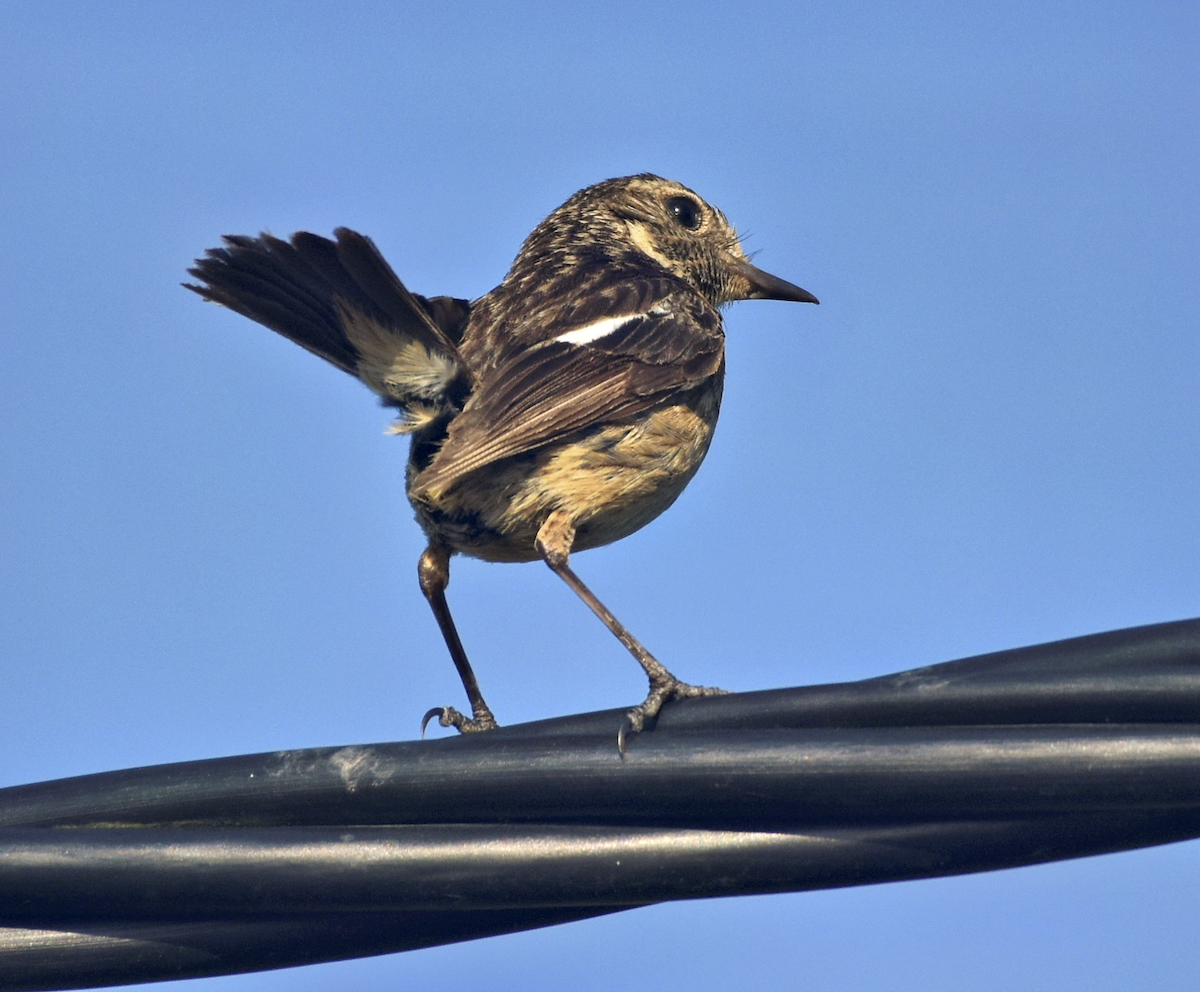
2;618;1198;990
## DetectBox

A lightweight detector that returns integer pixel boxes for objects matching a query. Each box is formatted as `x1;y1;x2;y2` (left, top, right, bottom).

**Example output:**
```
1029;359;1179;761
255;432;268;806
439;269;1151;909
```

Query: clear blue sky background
3;2;1198;989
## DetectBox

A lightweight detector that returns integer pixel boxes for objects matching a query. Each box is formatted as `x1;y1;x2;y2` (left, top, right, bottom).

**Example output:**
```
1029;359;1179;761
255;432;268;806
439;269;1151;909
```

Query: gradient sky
2;2;1198;989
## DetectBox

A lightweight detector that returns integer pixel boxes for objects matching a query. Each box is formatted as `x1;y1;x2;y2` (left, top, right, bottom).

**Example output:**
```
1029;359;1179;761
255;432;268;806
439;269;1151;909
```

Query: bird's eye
666;196;702;230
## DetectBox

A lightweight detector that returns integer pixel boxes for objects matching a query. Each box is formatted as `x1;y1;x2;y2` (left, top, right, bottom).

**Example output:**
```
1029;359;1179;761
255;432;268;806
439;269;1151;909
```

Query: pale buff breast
411;381;721;563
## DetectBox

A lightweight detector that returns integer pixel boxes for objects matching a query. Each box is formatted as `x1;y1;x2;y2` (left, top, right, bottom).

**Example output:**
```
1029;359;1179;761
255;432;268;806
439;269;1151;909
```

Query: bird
186;174;817;748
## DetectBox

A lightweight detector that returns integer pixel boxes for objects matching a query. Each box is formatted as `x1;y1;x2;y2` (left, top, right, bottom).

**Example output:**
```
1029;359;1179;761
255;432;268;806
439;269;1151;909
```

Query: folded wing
412;284;724;500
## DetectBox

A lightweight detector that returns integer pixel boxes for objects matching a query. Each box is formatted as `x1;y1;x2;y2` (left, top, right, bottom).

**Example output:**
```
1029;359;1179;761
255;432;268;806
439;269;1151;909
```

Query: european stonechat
187;174;817;747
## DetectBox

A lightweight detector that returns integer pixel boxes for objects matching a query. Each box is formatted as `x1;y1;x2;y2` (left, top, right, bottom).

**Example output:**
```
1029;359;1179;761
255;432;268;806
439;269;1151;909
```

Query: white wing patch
553;312;644;346
552;304;672;347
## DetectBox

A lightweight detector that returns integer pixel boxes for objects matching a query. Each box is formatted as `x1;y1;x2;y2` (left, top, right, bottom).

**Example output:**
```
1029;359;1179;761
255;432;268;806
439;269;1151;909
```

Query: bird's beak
727;256;819;304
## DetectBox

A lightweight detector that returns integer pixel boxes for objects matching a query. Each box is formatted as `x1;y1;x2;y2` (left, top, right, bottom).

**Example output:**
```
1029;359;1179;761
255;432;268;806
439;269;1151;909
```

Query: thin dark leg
535;512;725;752
417;543;498;733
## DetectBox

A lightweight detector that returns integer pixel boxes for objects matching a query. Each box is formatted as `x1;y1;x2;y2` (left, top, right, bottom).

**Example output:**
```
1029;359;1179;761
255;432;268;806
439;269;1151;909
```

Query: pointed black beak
728;256;819;304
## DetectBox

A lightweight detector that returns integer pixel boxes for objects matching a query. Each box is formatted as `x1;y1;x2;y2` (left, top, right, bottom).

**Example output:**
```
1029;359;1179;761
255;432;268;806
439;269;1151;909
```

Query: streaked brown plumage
186;174;817;748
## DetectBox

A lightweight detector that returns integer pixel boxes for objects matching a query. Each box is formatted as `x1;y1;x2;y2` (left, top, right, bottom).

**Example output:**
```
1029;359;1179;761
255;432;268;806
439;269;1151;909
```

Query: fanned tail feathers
185;229;472;431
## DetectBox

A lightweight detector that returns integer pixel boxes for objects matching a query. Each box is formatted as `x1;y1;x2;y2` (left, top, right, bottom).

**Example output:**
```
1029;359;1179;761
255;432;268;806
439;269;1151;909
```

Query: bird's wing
411;281;724;500
185;228;472;411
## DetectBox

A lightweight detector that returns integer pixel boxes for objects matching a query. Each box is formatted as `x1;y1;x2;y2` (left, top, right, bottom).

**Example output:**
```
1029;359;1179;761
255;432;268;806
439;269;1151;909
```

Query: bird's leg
417;542;499;733
535;511;726;749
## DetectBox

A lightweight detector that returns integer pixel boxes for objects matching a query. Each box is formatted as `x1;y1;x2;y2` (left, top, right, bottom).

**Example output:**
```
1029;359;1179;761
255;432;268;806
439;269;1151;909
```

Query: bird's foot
617;677;729;757
421;704;499;736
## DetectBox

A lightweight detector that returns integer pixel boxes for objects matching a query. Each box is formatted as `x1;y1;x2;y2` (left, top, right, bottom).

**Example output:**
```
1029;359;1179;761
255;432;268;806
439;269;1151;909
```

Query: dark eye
666;196;702;230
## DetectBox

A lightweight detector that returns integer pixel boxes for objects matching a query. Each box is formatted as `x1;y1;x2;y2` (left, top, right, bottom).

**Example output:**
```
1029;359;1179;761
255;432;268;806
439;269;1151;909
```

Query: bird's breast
410;378;722;563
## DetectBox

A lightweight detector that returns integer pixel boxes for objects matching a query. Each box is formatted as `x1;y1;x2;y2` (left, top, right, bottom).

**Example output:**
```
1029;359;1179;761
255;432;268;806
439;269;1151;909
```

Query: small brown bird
187;174;817;746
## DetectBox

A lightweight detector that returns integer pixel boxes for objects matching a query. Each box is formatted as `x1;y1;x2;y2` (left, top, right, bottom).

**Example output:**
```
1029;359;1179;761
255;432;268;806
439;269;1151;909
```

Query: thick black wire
2;618;1199;990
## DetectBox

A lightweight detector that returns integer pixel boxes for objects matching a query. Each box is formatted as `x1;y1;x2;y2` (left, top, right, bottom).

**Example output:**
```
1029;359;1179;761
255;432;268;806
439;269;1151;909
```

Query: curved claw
616;715;635;761
617;678;730;758
419;704;500;737
420;707;450;737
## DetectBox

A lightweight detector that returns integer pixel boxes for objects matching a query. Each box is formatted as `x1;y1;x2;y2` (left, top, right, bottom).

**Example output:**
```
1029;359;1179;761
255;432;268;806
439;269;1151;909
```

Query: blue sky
2;1;1198;989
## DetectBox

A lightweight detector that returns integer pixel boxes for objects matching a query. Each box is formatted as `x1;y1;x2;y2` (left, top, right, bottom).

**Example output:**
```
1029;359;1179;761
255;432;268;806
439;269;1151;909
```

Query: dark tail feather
185;230;471;387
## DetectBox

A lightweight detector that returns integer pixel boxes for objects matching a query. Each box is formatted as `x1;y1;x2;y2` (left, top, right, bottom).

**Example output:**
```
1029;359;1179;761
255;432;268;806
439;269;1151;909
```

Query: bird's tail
186;228;472;431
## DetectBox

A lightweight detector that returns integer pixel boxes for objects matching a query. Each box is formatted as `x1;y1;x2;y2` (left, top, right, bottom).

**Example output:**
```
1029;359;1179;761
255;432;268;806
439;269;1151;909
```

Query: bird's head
511;174;817;308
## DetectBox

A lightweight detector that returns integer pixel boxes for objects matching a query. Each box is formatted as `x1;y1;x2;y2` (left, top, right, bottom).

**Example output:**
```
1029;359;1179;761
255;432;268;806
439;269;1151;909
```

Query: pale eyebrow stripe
552;312;644;346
